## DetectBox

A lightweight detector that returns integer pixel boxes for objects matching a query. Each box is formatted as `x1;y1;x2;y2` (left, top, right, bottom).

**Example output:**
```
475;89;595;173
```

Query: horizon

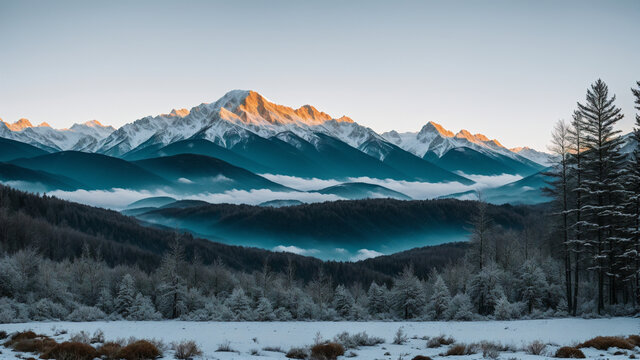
2;0;639;151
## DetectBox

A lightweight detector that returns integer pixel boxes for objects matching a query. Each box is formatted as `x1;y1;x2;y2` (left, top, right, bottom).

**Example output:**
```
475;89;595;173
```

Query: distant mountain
316;182;411;200
0;137;49;162
510;147;555;166
10;151;169;190
441;169;553;205
133;154;292;193
0;163;81;191
382;121;546;176
0;119;115;152
126;196;177;209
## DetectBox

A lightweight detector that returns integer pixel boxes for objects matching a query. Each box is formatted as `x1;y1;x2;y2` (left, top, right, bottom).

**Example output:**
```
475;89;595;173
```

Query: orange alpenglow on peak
83;120;105;127
38;122;51;127
6;118;34;131
234;90;349;126
426;121;454;137
167;109;190;118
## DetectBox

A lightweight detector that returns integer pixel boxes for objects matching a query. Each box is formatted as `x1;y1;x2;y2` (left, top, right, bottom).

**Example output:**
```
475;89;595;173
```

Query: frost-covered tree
468;263;504;315
96;286;114;314
114;274;136;318
157;240;188;319
427;275;451;320
577;79;625;313
333;284;355;319
129;293;161;320
446;293;474;320
225;287;253;320
255;296;276;321
518;260;548;313
547;119;573;312
390;266;426;319
367;281;388;316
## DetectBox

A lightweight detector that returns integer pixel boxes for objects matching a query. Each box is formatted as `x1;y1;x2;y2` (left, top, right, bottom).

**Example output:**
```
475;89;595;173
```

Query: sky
1;0;639;151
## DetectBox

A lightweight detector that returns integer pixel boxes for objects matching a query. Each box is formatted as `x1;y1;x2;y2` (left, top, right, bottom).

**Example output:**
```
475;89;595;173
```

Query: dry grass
116;340;162;360
173;340;202;359
263;346;286;353
426;335;455;348
444;344;468;356
97;342;123;360
4;331;57;355
555;346;585;358
40;341;98;360
285;346;309;359
310;342;345;360
578;336;634;350
526;340;547;355
627;335;640;347
0;331;7;340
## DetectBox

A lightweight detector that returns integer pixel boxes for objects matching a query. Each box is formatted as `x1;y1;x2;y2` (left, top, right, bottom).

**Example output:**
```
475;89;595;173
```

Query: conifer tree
624;81;640;305
577;79;625;313
427;275;451;320
568;110;586;316
157;239;188;319
390;266;426;319
115;274;136;318
333;284;355;319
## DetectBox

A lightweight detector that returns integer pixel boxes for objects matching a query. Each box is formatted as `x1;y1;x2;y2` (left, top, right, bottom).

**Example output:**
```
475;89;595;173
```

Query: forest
0;79;638;323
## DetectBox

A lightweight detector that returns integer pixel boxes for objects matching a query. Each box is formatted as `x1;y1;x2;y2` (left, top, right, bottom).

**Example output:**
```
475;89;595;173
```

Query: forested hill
0;185;479;285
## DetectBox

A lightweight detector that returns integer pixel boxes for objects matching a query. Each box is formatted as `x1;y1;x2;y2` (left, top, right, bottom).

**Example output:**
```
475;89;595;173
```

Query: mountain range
0;90;561;205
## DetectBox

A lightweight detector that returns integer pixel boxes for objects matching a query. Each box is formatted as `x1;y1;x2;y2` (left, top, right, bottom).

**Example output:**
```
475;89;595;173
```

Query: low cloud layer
350;249;384;262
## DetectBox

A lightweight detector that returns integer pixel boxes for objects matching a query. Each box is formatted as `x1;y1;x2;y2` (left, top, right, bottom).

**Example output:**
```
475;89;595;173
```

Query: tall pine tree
577;79;625;313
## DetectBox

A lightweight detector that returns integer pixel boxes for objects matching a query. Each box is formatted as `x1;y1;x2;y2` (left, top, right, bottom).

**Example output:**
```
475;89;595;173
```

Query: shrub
286;346;308;359
555;346;585;358
444;344;474;356
263;346;285;353
393;328;408;345
117;340;162;360
310;342;345;360
526;340;547;355
333;331;385;349
41;342;98;360
9;331;37;342
0;330;7;340
412;356;433;360
97;342;123;360
11;338;57;354
627;335;640;347
578;336;634;350
426;335;455;348
215;340;235;352
173;340;202;359
69;331;91;344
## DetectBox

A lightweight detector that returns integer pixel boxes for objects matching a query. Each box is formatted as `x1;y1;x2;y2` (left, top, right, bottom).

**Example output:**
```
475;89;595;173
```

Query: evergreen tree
577;79;625;313
467;263;504;315
446;293;474;320
624;81;640;306
225;288;253;320
129;293;161;320
367;282;388;315
390;266;426;319
157;239;188;319
568;110;586;316
427;275;451;320
333;284;355;319
255;296;275;321
518;260;548;314
115;274;136;318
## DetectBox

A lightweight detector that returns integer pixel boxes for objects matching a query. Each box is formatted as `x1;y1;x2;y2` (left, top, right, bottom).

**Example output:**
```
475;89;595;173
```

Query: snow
1;318;637;360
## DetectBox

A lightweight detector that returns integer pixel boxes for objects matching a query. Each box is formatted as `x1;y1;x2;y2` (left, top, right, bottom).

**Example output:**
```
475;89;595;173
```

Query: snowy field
1;318;638;360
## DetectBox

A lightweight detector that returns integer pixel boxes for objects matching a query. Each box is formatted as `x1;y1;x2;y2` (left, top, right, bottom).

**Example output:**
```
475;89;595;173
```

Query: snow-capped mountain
0;118;115;152
382;122;547;176
510;147;555;167
97;90;383;157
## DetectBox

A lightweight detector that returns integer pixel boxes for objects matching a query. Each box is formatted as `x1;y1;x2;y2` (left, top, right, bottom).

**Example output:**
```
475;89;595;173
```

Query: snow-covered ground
1;318;638;360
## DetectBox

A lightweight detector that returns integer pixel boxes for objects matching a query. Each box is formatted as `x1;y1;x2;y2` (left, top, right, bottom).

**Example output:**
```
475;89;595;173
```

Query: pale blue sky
1;0;638;150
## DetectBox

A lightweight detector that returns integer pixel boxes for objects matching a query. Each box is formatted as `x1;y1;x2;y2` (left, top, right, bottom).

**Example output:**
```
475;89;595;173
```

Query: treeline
546;79;640;315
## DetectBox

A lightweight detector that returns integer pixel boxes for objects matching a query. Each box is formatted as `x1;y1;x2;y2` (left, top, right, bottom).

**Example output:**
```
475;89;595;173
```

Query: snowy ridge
382;121;548;165
0;118;116;152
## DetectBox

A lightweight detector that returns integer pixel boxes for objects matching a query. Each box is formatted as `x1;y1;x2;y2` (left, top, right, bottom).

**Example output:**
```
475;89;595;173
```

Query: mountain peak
422;121;454;137
4;118;34;131
168;109;190;118
38;122;51;127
